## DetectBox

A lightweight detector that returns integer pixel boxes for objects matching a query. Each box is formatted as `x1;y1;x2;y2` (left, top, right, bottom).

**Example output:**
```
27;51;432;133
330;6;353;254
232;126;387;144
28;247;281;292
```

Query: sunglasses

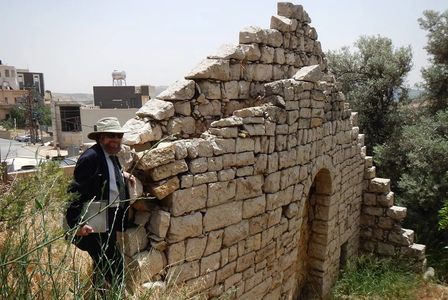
103;132;124;139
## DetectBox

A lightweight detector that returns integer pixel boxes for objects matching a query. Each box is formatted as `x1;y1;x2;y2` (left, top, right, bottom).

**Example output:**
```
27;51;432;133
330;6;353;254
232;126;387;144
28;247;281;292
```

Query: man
66;117;134;289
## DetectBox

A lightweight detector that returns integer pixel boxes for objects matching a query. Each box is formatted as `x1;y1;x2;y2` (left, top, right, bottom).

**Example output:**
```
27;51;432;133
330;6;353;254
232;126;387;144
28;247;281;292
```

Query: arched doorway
297;169;332;299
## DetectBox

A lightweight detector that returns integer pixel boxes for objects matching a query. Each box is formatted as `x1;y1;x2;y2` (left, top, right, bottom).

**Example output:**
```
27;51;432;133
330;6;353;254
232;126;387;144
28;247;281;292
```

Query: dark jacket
66;143;129;231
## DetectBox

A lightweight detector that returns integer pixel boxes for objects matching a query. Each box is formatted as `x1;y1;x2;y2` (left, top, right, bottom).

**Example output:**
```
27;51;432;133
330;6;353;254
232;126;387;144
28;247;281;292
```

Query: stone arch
296;167;335;298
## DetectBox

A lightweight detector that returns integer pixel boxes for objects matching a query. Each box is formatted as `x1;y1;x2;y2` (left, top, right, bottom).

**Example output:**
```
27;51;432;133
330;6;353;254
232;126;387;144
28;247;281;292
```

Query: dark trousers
73;208;126;286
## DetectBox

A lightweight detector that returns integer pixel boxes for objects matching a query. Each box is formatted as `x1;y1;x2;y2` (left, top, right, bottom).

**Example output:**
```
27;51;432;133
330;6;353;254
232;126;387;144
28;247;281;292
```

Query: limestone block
230;63;242;81
254;154;268;174
169;184;207;216
174;101;192;116
267;207;282;227
277;2;303;19
236;138;255;152
387;206;407;221
223;220;250;247
167;117;195;135
249;214;268;235
198;81;222;99
238;80;251;99
181;175;193;188
233;106;265;118
224;272;243;291
243;195;266;218
369;178;391;193
253;64;273;82
363;192;377;206
208;180;236;207
209;127;238;138
293;64;322;82
260;46;275;64
185;59;230;81
168;260;200;283
210;116;243;128
122;118;158;145
377;191;394;207
218;169;236;181
236;151;255;166
167;241;186;265
270;15;298;32
209;137;236;154
378;217;394;230
167;212;203;243
147;210;170;238
158;79;195;100
137;144;176;170
189;157;208;174
236;252;255;272
207;43;245;60
201;252;221;275
117;226;148;257
239;26;266;44
148;159;188;181
240;44;261;61
284;202;299;218
243;124;266;136
263;171;280;193
194;172;218;186
237;166;254;177
401;243;426;259
216;261;237;283
186;236;207;262
362;206;384;217
236;175;264;200
134;211;151;226
198;100;221;116
207;156;223;172
222;81;239;99
136;99;174;120
203;201;243;232
133;250;167;283
263;29;283;47
204;229;224;256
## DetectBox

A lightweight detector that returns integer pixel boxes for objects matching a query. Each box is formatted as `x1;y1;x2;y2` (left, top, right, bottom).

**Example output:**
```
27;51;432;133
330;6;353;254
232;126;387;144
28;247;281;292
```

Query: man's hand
123;172;136;188
76;225;94;236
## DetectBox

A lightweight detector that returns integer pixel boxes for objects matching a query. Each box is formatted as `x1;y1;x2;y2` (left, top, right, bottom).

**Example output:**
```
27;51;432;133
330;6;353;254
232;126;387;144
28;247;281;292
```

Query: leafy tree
418;10;448;113
375;110;448;247
9;105;26;128
326;35;412;152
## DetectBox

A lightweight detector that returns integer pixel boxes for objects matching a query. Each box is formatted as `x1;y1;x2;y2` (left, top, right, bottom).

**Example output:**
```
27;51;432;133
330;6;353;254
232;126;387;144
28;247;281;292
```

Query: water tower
112;70;126;86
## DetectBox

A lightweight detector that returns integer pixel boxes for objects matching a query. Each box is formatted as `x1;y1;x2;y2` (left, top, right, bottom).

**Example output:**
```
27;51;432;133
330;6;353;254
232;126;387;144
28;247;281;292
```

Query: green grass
332;254;423;299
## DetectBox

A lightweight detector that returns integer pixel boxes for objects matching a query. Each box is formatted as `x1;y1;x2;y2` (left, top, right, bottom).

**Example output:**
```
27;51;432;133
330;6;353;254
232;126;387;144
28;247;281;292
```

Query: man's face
99;132;123;155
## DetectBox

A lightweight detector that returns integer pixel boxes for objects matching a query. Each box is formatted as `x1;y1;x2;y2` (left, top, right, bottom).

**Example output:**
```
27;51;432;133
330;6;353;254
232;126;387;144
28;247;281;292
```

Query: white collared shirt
102;149;121;207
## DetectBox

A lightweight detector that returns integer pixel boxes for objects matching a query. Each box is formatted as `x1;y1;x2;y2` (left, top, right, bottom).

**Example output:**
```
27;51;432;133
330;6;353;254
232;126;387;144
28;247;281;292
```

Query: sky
2;0;447;93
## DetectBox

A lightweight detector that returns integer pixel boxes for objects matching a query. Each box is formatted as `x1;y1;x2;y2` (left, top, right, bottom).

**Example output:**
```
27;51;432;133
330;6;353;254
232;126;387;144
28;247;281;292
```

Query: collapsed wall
117;2;425;298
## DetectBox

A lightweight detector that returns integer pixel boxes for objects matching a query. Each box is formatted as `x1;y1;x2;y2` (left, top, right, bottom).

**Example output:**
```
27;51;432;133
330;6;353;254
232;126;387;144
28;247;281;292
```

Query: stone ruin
116;2;426;299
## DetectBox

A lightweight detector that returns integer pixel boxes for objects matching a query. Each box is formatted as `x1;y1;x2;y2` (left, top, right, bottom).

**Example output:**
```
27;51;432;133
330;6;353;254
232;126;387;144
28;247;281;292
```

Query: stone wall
117;2;425;298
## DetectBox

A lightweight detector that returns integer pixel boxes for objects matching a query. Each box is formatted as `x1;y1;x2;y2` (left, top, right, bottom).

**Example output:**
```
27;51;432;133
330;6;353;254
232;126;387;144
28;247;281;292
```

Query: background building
93;85;151;109
16;69;45;97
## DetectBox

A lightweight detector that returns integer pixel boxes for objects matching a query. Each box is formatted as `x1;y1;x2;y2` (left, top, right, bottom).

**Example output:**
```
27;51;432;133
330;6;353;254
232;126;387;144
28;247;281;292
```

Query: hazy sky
2;1;446;93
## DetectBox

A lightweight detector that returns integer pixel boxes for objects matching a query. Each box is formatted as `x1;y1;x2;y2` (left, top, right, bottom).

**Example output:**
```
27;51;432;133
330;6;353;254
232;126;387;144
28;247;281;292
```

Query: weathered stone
204;229;224;256
200;252;221;274
223;220;249;247
136;99;175;120
208;43;245;60
264;29;283;47
158;79;195;100
167;117;195;135
117;226;148;257
148;159;188;181
132;250;167;283
369;178;391;193
210;116;243;128
122;118;159;145
277;2;303;19
240;44;261;61
239;26;266;44
243;195;266;218
387;206;407;220
270;15;298;32
208;180;236;207
169;184;207;216
186;236;207;261
167;241;185;265
198;81;222;99
186;59;230;81
167;212;203;243
236;175;264;200
203;201;243;232
293;65;322;82
148;176;180;200
148;210;171;238
137;144;176;170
